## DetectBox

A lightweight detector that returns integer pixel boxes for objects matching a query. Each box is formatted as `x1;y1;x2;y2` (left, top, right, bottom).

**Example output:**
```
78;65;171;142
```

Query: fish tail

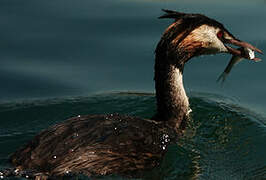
216;72;228;84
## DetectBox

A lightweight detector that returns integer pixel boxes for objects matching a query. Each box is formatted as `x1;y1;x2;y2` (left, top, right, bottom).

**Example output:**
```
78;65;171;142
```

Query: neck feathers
153;27;192;131
154;58;190;130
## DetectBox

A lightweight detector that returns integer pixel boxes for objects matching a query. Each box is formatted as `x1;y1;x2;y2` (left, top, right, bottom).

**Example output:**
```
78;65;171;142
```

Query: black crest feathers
158;9;227;32
158;9;186;20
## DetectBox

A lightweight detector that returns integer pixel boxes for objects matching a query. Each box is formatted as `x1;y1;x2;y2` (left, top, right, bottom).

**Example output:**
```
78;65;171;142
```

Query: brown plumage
11;114;177;178
7;9;262;179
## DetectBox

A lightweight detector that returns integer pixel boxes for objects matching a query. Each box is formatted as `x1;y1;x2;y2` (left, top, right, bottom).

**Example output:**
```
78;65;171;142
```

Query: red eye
217;31;223;39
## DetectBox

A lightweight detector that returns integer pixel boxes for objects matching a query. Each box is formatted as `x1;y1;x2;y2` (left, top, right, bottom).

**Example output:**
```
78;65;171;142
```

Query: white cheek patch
189;25;227;53
200;25;217;41
244;48;255;59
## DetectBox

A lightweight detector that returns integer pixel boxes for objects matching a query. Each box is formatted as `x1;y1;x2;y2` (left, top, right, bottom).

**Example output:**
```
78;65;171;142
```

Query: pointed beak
224;38;263;61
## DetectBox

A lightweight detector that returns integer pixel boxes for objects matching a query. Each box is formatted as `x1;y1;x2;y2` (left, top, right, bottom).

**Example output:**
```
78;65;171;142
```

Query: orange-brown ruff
6;10;262;179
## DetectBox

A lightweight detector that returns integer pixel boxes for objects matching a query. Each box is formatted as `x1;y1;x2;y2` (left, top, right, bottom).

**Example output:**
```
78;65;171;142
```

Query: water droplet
0;176;3;179
73;133;79;137
0;172;3;176
77;115;81;118
114;127;117;130
162;134;169;139
101;170;107;175
162;134;170;144
53;155;57;159
162;146;166;150
26;175;29;178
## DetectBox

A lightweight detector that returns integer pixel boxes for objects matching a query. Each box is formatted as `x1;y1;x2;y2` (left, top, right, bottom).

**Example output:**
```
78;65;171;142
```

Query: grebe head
158;9;262;62
154;10;262;126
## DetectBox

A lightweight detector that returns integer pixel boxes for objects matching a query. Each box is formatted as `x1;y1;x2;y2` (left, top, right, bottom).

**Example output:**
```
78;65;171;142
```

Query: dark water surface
0;0;266;179
0;93;265;179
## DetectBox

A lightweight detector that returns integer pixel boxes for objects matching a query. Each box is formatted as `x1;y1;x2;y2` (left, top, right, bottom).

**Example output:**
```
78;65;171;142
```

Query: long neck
153;40;191;131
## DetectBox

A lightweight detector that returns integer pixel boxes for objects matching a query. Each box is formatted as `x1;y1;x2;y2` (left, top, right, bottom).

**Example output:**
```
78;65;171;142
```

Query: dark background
1;0;265;116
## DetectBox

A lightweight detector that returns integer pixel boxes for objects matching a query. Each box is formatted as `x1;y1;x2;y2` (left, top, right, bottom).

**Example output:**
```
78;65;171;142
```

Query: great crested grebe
5;10;262;179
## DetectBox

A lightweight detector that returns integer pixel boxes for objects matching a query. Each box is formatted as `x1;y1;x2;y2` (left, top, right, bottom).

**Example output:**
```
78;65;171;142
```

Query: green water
0;0;266;179
0;93;265;179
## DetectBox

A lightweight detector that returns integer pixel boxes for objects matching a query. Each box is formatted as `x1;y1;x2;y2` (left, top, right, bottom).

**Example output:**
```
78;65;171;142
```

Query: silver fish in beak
217;47;261;83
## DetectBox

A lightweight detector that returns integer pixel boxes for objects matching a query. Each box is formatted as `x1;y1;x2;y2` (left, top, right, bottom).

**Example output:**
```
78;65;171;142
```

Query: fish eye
217;30;223;39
